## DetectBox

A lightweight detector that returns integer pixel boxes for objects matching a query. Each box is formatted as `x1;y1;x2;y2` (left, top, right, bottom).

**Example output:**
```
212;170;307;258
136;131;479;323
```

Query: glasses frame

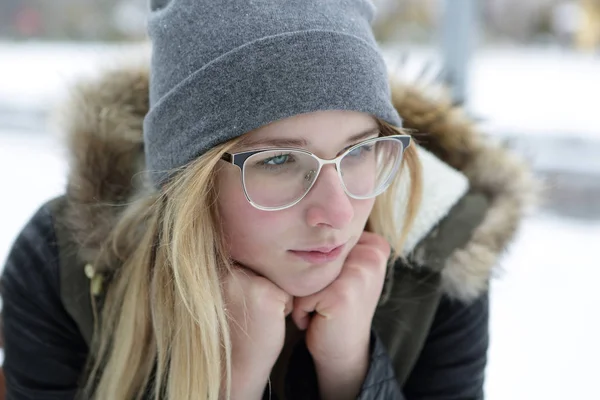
220;134;412;211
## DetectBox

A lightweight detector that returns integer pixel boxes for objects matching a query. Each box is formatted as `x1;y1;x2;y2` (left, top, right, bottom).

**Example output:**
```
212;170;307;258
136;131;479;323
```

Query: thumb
284;296;294;317
292;296;316;331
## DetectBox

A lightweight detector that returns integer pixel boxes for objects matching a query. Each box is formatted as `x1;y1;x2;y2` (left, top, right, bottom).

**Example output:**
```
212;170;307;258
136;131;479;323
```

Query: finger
292;295;321;330
357;231;391;256
269;281;293;311
356;230;380;245
347;240;391;272
291;305;310;330
284;295;294;317
345;245;386;267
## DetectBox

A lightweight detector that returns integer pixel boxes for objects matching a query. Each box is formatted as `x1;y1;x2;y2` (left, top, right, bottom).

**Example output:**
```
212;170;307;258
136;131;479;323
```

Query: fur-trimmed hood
57;58;537;304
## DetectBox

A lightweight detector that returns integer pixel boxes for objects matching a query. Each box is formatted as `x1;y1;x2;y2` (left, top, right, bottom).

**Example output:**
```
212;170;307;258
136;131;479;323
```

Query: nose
304;165;354;229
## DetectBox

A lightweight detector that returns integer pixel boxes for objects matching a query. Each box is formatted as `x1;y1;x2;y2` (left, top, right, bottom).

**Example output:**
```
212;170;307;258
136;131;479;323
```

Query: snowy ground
485;215;600;400
1;42;599;399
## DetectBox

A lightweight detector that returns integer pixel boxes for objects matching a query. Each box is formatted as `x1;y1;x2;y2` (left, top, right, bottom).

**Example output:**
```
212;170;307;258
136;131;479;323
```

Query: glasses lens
243;150;319;209
340;138;404;198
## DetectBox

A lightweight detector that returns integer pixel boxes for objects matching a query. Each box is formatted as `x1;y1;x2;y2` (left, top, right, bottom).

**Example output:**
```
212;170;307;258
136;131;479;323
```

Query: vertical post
440;0;478;105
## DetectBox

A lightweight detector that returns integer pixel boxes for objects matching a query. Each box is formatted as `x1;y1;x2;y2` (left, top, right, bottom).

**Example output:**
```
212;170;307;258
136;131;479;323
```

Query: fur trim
390;78;538;301
58;66;150;269
56;60;537;302
398;145;469;255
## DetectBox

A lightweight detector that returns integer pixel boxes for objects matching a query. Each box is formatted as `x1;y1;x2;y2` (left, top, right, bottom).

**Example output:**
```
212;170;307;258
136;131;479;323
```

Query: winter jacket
0;61;535;400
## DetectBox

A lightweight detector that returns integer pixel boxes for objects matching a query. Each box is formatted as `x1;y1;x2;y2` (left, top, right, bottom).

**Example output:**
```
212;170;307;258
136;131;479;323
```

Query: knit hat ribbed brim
144;0;402;186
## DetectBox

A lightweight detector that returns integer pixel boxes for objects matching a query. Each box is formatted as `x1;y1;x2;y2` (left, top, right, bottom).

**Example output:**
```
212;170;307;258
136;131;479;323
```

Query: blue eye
254;153;297;170
264;154;290;165
348;144;373;157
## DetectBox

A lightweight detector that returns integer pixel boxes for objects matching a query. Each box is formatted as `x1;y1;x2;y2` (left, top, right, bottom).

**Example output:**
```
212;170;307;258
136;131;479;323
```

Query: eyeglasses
221;134;411;211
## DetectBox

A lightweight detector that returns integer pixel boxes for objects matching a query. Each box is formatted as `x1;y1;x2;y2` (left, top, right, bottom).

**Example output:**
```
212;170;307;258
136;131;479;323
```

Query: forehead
237;110;379;151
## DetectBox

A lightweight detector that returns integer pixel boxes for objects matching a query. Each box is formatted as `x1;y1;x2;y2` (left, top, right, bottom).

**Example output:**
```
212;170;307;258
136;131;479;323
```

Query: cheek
353;197;376;226
217;171;291;260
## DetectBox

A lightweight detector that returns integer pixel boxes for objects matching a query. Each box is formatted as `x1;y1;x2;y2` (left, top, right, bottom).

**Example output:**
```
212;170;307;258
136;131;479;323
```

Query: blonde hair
84;119;422;400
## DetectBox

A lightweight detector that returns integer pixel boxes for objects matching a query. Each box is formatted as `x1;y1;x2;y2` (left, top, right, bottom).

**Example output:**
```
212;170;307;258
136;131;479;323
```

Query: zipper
84;263;104;331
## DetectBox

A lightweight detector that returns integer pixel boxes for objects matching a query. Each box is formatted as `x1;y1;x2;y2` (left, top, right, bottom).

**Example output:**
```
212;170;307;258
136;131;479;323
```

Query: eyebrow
240;127;381;149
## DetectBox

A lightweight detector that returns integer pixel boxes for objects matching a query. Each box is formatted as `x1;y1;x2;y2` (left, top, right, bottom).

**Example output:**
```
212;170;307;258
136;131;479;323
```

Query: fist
292;231;390;364
223;266;293;396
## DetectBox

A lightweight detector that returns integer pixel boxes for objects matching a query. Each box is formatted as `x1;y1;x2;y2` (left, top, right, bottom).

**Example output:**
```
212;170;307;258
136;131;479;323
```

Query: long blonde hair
84;119;422;400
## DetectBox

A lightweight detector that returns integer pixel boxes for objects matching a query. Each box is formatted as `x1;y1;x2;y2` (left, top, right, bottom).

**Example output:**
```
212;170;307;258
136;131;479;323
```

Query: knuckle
345;264;368;282
249;276;273;298
331;285;353;306
294;295;307;308
364;247;385;266
249;276;286;308
351;246;385;269
345;249;388;285
371;235;391;256
364;232;391;255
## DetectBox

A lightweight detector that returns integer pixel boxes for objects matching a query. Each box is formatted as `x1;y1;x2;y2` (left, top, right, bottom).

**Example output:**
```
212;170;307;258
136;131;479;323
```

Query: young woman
0;1;535;399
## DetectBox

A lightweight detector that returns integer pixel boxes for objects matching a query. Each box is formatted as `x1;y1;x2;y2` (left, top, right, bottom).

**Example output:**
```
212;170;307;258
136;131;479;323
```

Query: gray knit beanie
144;0;403;186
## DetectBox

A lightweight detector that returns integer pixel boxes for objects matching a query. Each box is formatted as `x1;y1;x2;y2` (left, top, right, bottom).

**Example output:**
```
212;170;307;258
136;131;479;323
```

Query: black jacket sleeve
356;332;405;399
357;292;489;400
285;292;488;400
402;293;489;400
283;329;405;400
0;205;89;400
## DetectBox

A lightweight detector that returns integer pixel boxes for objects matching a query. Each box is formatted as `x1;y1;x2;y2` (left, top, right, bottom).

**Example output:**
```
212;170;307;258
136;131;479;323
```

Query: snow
0;131;66;264
486;215;600;400
469;48;600;141
0;41;149;126
1;41;600;399
383;44;600;142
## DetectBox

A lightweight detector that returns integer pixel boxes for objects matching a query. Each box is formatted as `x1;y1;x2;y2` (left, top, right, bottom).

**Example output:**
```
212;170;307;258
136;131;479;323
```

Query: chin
284;261;344;297
286;282;329;298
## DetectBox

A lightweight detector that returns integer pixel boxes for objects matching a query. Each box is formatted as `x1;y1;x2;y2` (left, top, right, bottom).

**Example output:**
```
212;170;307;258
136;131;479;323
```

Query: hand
291;231;390;399
223;266;293;400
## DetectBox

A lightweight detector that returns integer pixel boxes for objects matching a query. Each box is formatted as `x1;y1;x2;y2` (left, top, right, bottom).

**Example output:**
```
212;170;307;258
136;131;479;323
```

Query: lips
296;244;345;253
288;243;346;264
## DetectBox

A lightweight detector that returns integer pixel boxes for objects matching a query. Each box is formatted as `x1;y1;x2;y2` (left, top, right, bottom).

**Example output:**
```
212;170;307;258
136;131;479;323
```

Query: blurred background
0;0;599;399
